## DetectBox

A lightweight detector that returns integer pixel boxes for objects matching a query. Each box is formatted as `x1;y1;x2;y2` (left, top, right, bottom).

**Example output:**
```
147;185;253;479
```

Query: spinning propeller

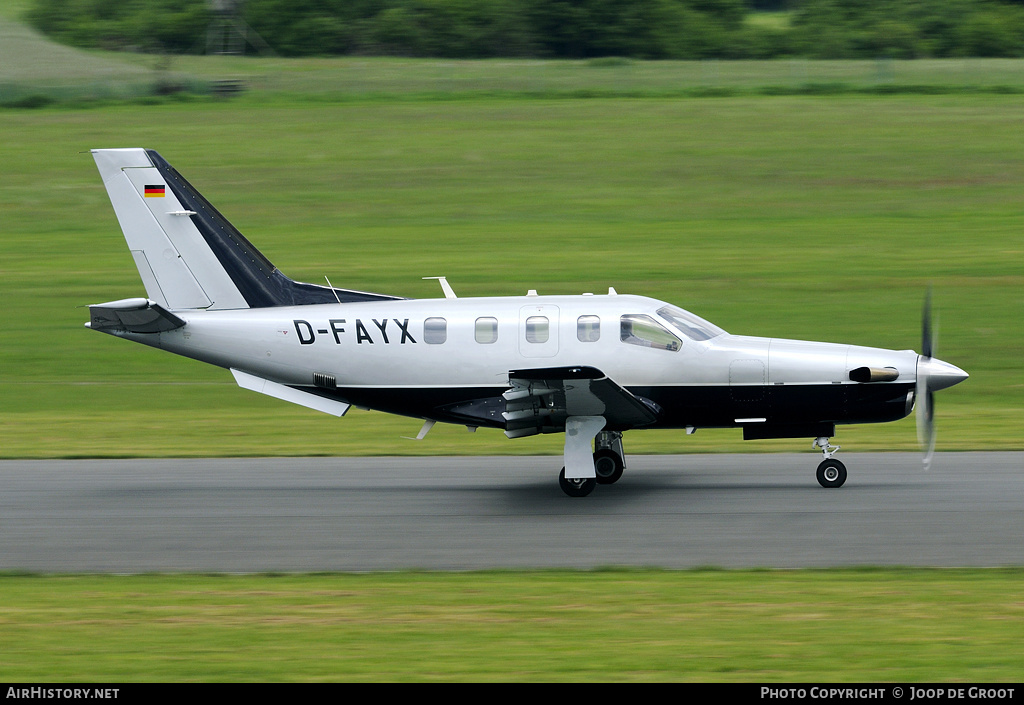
915;290;968;469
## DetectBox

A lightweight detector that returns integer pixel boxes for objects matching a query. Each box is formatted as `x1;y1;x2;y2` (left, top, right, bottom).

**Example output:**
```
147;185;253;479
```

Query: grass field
1;92;1021;457
1;569;1023;682
2;0;1020;464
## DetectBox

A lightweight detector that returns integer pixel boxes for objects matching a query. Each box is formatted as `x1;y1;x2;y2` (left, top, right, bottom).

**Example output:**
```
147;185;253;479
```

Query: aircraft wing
502;366;661;437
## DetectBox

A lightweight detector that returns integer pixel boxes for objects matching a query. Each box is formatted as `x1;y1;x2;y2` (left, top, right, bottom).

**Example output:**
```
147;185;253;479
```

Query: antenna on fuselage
423;276;457;299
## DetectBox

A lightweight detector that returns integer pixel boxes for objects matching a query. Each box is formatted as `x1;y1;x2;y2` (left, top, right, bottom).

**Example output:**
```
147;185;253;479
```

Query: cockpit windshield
657;305;726;341
620;314;681;351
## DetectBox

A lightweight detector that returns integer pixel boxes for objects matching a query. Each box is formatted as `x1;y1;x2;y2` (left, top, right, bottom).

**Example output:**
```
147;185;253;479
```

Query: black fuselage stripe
316;383;914;430
146;150;401;307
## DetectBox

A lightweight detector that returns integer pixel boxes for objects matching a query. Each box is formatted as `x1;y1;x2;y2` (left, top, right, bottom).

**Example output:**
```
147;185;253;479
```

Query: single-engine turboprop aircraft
86;149;968;496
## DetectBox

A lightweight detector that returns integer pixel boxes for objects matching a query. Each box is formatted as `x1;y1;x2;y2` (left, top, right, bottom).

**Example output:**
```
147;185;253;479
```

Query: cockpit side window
620;314;681;352
656;305;726;341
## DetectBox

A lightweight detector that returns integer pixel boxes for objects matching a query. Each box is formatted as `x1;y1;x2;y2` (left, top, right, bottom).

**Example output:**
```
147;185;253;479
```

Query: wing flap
503;366;660;438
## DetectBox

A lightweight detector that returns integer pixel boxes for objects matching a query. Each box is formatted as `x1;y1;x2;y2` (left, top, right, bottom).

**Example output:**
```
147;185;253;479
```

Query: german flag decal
144;184;165;198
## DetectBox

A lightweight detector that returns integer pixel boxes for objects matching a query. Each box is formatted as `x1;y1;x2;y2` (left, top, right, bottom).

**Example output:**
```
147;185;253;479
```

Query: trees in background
790;0;1024;59
24;0;1024;59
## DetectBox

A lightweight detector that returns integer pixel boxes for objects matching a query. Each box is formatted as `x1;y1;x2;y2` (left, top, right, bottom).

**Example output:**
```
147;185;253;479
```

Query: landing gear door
519;304;559;358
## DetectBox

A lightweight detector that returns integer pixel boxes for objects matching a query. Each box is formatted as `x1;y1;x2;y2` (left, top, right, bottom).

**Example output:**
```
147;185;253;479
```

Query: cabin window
525;316;549;344
423;317;447;344
620;314;681;352
577;315;600;342
475;317;498;344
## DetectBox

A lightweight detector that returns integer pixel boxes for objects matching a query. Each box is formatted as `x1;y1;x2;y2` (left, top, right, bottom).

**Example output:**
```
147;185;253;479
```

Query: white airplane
86;148;968;497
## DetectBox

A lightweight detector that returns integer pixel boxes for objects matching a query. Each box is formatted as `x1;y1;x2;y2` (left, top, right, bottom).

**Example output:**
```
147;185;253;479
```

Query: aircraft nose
918;356;969;391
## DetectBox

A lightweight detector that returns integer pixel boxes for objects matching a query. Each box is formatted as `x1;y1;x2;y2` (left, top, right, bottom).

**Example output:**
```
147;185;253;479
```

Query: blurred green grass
135;55;1024;99
0;2;1021;457
2;569;1023;682
1;95;1020;457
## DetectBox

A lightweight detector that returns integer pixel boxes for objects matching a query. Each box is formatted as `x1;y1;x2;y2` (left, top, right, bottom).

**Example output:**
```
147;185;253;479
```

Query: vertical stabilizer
92;148;247;310
91;149;403;310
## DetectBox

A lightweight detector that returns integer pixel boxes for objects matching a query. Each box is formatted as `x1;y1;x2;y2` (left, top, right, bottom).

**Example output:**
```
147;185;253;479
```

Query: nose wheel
816;458;847;488
813;436;846;488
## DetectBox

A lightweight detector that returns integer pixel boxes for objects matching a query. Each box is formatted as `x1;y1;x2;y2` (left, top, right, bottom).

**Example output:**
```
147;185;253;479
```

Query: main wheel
593;449;624;485
816;459;848;488
559;467;596;497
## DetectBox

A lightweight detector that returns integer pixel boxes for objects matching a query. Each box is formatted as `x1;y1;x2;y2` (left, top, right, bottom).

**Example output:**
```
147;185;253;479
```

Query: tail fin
91;148;401;310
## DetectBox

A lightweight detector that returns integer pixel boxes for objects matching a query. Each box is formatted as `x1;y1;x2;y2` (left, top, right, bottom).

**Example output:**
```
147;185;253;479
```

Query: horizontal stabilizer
87;298;186;333
231;369;350;417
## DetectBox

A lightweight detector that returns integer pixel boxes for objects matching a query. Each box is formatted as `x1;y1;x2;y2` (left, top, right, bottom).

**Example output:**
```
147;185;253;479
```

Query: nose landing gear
813;436;847;488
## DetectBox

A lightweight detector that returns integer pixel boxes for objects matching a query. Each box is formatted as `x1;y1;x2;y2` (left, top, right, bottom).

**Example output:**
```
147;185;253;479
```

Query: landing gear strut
813;436;847;488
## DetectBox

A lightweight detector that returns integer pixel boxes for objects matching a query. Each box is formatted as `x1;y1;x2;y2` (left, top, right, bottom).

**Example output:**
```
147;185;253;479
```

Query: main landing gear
558;423;625;497
559;447;625;497
559;468;597;497
813;436;847;488
594;449;625;485
594;431;625;485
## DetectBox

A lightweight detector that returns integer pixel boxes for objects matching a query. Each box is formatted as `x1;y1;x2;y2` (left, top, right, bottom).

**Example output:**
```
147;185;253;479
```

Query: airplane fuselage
106;292;919;438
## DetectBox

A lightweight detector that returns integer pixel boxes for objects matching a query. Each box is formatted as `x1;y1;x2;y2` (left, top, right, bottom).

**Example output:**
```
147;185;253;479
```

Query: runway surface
1;453;1022;573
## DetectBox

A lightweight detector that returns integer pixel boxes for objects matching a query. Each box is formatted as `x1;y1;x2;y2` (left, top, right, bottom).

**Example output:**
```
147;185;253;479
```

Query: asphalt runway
1;453;1021;573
